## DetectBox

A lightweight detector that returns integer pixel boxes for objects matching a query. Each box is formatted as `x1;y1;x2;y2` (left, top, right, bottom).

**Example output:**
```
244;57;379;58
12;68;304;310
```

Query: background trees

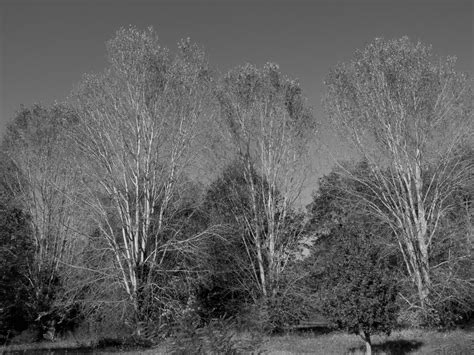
1;104;86;339
324;37;473;315
71;27;215;328
0;174;33;340
426;146;473;326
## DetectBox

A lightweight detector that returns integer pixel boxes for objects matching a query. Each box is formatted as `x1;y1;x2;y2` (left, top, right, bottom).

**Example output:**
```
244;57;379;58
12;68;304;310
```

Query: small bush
168;298;264;354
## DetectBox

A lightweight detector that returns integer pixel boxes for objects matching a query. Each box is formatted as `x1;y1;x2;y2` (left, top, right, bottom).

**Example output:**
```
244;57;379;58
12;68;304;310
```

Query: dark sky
0;0;472;199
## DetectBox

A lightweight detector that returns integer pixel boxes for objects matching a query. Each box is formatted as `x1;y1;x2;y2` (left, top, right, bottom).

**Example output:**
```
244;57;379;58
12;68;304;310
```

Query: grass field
1;328;473;354
263;328;473;354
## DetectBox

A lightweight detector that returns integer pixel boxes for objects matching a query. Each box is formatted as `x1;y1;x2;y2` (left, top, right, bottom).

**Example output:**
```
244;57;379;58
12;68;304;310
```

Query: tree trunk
405;224;431;311
414;162;431;311
401;212;431;312
360;331;372;355
365;339;372;355
413;256;431;310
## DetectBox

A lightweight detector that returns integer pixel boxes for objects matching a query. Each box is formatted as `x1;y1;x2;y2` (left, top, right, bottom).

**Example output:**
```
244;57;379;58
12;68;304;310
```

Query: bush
169;314;264;355
266;264;316;333
196;280;250;322
167;295;264;354
319;230;399;354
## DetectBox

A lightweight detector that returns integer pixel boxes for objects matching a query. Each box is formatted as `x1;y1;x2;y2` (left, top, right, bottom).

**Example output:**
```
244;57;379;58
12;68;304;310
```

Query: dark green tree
320;230;399;355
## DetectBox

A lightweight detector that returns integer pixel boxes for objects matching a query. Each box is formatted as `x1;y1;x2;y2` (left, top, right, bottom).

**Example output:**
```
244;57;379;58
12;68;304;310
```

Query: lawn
263;328;473;354
1;328;472;354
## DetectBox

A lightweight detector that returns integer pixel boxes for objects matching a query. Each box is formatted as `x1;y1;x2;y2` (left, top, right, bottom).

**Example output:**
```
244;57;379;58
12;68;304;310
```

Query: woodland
0;27;472;354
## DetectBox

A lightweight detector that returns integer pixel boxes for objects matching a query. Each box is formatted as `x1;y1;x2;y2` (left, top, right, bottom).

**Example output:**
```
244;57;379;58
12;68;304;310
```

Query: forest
0;27;472;354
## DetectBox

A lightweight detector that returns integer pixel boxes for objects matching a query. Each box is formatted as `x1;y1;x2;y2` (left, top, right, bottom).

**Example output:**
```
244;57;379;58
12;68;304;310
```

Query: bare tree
215;63;316;300
70;27;215;323
324;37;473;311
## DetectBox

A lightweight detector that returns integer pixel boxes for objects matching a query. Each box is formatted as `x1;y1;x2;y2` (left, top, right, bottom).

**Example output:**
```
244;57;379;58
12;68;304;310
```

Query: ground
263;328;473;354
1;328;473;354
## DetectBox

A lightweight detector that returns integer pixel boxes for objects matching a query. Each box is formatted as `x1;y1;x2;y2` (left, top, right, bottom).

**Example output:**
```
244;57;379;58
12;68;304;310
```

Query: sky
0;0;472;200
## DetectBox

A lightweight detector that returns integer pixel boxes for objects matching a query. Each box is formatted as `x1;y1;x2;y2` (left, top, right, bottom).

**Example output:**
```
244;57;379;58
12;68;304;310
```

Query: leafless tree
324;37;473;311
215;63;316;300
70;27;215;323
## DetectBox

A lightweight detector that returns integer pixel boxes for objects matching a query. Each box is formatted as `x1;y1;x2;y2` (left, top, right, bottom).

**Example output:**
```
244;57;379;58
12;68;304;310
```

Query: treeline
0;28;472;351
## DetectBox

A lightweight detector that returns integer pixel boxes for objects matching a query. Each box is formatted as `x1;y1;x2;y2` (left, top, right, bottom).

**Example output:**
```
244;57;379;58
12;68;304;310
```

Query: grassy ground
263;328;474;354
1;328;472;354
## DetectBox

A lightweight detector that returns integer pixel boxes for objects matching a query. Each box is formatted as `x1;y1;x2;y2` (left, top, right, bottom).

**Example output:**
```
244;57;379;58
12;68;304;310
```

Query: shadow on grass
348;339;423;355
281;324;335;337
2;347;96;354
2;337;154;354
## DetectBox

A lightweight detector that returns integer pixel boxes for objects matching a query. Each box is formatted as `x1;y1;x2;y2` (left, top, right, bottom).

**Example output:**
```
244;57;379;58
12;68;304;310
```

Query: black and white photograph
0;0;472;354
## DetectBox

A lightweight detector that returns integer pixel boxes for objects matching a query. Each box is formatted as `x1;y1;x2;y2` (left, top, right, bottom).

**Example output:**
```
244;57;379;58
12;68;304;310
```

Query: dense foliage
0;203;33;341
319;230;399;354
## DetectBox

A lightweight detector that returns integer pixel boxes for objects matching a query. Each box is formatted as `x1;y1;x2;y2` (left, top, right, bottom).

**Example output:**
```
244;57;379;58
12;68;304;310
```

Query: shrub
320;230;399;355
168;296;264;354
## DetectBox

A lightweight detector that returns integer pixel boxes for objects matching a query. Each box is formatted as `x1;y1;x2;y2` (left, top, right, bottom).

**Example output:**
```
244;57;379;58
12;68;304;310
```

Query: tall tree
215;63;316;300
71;27;215;323
324;37;473;311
